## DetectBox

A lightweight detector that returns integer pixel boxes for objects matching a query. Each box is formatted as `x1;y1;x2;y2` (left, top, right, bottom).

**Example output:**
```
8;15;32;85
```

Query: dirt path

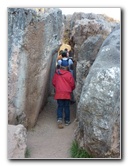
27;96;77;159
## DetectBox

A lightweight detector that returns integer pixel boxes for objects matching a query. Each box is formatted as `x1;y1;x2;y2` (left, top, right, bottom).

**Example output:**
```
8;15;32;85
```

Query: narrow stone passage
27;96;77;159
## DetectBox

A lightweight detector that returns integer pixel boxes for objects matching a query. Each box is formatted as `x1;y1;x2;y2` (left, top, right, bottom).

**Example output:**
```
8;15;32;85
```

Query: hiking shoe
57;120;64;129
65;121;71;126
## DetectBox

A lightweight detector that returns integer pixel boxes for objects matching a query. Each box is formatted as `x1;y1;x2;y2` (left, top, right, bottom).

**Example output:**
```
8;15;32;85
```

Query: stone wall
75;25;120;158
64;12;120;158
8;8;63;128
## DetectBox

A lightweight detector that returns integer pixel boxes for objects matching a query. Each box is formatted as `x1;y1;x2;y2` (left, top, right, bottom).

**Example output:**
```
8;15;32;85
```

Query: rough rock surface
75;34;104;103
8;124;27;159
75;26;120;158
8;8;63;128
72;18;116;57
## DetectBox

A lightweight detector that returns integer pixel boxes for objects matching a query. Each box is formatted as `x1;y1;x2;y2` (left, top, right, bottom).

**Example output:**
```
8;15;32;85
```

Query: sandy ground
27;97;77;159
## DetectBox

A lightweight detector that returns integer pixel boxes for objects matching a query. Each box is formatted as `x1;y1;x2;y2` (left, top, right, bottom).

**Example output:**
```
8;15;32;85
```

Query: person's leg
64;99;70;125
57;99;64;129
57;99;63;120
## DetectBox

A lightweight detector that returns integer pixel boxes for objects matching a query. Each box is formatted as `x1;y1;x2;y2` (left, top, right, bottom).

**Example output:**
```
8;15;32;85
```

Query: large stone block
8;124;27;159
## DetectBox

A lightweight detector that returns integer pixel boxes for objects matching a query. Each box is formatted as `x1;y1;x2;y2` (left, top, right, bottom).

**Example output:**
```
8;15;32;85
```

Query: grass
70;140;93;158
25;148;31;158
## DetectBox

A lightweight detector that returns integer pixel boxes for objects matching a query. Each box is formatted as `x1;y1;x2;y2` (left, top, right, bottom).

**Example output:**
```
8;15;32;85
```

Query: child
52;66;75;129
57;51;73;75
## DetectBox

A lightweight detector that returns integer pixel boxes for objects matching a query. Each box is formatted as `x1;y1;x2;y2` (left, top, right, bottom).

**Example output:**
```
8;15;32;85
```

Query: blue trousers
57;99;70;122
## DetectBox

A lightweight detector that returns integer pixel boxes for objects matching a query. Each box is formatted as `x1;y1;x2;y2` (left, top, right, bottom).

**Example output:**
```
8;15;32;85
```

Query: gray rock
8;8;63;128
76;24;120;158
8;124;27;159
70;12;118;57
75;34;104;103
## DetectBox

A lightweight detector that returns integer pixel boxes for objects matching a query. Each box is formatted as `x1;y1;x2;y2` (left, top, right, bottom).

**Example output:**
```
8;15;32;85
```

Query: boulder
8;8;63;128
75;26;120;158
8;124;27;159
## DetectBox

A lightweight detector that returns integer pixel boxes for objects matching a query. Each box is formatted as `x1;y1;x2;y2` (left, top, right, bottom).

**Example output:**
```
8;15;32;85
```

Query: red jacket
52;69;75;100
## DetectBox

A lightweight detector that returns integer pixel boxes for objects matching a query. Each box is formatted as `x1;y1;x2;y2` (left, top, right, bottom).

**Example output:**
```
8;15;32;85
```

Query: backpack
61;59;69;67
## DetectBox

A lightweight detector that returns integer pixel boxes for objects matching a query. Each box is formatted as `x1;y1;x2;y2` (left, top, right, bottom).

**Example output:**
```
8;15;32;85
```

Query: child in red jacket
52;66;75;129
